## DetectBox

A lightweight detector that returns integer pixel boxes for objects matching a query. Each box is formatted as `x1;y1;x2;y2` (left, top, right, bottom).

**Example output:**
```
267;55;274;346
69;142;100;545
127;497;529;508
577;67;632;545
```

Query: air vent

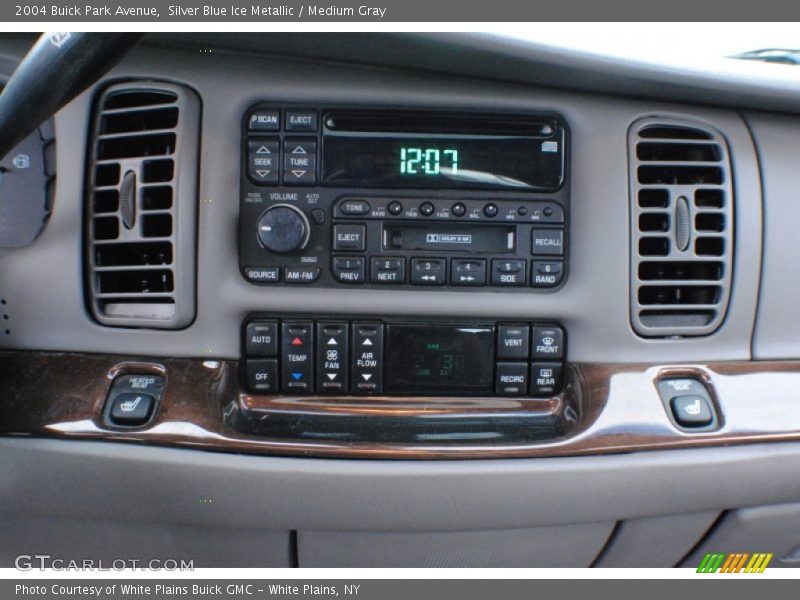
86;82;200;328
629;118;734;337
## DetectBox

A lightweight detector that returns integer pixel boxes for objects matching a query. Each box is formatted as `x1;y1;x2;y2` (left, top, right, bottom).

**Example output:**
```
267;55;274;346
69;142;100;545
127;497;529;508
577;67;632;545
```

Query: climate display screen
385;324;494;394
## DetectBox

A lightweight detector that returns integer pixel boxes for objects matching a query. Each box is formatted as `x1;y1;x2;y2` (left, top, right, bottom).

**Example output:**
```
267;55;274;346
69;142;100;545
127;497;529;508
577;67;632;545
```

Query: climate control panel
242;317;567;398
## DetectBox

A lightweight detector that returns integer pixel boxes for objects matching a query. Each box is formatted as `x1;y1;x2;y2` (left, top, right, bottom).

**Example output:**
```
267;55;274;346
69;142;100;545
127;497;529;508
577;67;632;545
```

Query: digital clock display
385;324;494;394
399;147;459;176
322;133;564;190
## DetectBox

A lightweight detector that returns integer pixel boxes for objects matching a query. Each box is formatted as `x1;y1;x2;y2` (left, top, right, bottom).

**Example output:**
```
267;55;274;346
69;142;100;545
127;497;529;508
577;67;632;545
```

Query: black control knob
257;205;310;253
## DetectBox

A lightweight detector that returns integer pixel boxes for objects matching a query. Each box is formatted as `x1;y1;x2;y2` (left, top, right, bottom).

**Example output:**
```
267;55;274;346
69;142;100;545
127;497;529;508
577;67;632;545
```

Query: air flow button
351;323;384;394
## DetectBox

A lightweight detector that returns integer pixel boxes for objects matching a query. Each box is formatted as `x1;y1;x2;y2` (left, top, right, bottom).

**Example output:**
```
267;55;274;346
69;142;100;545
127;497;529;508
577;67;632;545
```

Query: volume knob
257;204;310;254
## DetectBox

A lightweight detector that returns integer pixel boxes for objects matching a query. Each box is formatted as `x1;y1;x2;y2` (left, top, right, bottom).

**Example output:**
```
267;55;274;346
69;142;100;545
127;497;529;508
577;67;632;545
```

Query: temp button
281;321;314;393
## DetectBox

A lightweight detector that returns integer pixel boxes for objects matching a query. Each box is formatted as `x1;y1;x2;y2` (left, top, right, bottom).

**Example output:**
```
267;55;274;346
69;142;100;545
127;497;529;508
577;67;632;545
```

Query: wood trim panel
1;351;799;459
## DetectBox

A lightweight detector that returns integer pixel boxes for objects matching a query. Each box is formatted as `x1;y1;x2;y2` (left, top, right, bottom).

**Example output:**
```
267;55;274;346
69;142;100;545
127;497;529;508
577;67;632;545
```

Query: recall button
532;229;564;256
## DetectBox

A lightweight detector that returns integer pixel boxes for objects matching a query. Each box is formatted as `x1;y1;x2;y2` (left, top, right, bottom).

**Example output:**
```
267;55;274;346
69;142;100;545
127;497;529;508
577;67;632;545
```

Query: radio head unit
239;107;570;292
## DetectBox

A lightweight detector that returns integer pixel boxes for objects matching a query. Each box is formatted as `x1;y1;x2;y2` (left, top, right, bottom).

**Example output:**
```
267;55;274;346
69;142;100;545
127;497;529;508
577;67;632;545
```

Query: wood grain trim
1;351;800;459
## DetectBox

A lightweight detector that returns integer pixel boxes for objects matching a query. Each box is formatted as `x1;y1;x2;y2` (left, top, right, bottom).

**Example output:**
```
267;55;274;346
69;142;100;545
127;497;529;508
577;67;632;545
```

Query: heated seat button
497;325;530;360
351;323;384;394
246;321;278;356
491;259;526;286
529;362;563;397
532;326;564;360
281;321;314;393
110;392;155;425
671;395;714;427
451;259;486;286
247;358;279;394
410;258;446;285
316;322;349;393
495;362;528;396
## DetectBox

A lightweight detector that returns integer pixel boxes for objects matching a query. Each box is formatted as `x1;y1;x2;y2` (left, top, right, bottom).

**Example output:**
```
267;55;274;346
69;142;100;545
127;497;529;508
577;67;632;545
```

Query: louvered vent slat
629;118;734;337
85;82;199;328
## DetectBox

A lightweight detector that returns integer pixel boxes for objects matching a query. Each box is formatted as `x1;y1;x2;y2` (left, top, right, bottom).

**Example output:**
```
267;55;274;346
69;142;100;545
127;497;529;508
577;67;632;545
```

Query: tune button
387;201;403;215
419;201;435;217
483;203;498;218
451;202;466;217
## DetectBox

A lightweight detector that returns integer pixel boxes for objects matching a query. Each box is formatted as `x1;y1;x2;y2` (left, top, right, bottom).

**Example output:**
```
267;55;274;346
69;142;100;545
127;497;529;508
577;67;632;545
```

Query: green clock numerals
400;147;458;176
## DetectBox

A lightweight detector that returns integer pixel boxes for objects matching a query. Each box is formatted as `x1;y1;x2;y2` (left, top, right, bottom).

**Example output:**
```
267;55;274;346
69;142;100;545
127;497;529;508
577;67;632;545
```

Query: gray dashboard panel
0;38;763;362
3;438;800;533
747;113;800;360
